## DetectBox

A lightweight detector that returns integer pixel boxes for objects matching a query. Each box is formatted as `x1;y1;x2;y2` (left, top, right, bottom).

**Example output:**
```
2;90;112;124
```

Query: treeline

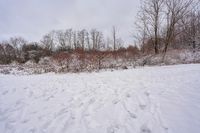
1;0;200;66
40;27;124;52
0;28;139;64
135;0;200;55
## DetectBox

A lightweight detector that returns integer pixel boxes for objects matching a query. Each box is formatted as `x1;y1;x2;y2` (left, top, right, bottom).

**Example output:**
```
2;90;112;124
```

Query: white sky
0;0;140;45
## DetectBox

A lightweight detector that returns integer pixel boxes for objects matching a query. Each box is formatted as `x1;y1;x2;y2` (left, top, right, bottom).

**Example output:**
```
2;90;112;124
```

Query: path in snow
0;64;200;133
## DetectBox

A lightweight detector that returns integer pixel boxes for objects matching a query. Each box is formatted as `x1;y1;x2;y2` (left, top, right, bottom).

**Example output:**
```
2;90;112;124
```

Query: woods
0;0;200;73
135;0;200;55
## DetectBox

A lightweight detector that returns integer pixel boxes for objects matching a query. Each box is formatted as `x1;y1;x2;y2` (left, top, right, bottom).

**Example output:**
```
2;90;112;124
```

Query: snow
0;64;200;133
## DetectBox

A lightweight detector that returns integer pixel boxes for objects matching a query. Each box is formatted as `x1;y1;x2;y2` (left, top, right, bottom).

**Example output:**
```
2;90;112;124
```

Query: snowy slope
0;64;200;133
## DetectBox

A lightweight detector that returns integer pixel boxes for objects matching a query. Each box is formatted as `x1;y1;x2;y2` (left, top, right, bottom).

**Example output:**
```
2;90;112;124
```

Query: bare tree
135;8;148;53
136;0;164;54
112;26;117;51
163;0;194;53
0;43;6;64
56;30;67;51
0;41;16;64
112;26;123;51
65;29;73;50
97;32;104;50
145;0;164;54
106;37;112;50
85;31;91;50
181;2;200;51
73;31;77;49
9;37;27;59
90;29;103;50
78;29;87;50
178;9;200;50
90;29;97;50
116;38;123;49
41;31;55;52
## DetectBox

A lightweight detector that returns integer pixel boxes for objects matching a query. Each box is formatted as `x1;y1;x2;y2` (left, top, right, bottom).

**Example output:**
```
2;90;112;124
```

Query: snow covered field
0;64;200;133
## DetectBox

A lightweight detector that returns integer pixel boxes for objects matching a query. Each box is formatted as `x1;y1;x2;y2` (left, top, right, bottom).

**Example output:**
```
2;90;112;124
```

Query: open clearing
0;64;200;133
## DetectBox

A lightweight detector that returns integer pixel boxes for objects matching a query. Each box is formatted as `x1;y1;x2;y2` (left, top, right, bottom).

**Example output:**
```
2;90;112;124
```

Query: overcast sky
0;0;140;44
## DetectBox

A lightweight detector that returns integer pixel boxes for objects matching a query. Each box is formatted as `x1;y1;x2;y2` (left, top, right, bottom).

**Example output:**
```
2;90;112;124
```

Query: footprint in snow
2;90;8;95
112;99;120;104
30;111;37;114
126;93;131;98
84;113;90;117
38;116;44;120
144;91;150;97
15;100;22;105
129;112;137;119
42;121;52;129
139;104;147;110
45;95;54;101
55;108;68;117
140;124;151;133
29;128;36;133
21;119;29;124
88;98;95;104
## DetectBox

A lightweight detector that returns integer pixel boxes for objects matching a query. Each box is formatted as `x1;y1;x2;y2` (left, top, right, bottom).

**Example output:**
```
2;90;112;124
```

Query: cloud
0;0;140;44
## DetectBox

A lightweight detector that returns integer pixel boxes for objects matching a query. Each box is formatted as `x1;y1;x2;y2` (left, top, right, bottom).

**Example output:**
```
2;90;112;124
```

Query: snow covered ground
0;64;200;133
